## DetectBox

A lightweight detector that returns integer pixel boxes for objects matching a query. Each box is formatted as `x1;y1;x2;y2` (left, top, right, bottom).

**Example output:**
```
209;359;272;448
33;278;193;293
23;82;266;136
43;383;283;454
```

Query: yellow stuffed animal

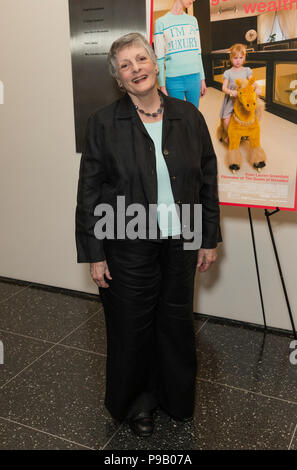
218;76;266;173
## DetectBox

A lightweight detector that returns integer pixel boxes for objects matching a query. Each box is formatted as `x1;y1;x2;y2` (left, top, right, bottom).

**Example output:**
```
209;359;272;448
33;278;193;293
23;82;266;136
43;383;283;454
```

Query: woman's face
116;44;157;98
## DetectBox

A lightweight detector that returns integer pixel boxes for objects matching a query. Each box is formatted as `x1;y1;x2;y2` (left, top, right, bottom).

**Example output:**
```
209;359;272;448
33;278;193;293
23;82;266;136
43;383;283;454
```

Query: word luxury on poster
211;0;297;13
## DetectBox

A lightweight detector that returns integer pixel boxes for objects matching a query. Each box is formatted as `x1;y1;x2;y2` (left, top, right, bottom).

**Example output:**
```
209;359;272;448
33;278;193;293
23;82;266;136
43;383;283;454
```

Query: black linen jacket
75;91;222;262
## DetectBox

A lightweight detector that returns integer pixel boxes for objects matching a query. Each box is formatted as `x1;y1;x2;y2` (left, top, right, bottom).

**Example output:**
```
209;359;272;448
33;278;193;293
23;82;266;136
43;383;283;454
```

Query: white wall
0;0;89;291
194;205;297;331
0;0;297;332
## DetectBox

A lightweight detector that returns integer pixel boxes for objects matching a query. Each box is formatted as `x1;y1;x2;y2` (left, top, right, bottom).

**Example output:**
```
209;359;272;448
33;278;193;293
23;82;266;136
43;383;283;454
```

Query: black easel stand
248;208;267;329
248;207;297;339
265;208;297;339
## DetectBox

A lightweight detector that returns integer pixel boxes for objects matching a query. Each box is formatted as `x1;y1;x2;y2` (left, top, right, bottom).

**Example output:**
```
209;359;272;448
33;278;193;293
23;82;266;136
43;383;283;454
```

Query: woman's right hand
90;261;112;288
160;86;168;96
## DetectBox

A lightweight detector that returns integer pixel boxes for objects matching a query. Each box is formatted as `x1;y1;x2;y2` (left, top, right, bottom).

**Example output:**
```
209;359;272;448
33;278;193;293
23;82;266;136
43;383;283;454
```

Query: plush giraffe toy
218;76;266;173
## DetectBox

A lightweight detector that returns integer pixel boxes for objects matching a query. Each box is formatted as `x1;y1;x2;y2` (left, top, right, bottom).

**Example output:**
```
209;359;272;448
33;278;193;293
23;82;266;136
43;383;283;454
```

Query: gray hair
107;32;157;79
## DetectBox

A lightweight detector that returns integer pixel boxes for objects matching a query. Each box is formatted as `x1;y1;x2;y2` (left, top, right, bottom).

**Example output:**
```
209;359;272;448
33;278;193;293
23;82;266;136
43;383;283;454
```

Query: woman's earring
155;69;159;76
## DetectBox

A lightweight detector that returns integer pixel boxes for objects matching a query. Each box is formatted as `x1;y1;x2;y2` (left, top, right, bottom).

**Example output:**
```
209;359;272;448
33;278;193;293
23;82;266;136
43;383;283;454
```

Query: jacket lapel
114;91;182;204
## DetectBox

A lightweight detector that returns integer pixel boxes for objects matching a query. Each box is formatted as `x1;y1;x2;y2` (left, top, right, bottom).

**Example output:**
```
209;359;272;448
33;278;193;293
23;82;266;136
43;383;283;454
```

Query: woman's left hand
201;79;207;97
197;248;217;273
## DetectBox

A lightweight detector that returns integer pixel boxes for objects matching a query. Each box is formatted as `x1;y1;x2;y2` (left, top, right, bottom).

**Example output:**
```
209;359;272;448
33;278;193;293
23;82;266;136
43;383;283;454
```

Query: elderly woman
75;32;221;437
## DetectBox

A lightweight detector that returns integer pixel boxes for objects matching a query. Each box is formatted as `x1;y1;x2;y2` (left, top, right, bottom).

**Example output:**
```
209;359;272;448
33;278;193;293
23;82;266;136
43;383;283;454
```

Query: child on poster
220;43;262;143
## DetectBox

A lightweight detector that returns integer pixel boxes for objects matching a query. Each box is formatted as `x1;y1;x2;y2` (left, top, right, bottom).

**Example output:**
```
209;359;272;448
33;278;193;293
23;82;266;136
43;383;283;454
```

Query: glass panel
270;13;284;42
274;62;297;110
212;58;230;84
246;61;266;98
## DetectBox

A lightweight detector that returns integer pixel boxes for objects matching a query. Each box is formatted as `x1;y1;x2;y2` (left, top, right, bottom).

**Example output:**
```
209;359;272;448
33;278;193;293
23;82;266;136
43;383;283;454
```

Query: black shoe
128;410;154;437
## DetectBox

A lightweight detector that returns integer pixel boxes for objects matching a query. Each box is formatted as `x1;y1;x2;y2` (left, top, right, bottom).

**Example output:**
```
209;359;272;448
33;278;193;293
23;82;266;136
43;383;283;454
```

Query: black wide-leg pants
99;237;198;422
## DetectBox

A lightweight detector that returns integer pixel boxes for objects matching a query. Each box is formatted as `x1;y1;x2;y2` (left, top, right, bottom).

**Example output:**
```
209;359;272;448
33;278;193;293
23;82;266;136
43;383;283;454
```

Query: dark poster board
68;0;147;153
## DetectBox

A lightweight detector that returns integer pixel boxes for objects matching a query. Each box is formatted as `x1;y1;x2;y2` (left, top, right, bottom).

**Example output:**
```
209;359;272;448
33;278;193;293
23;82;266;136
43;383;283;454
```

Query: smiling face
116;44;157;98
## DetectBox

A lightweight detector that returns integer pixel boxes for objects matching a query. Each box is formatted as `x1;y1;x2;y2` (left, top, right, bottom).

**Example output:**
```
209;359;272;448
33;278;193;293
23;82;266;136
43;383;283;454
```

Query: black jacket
75;91;222;262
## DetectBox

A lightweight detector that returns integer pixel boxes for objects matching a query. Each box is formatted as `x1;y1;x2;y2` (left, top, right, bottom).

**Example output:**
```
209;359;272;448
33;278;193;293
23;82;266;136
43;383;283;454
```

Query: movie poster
152;0;297;211
207;88;297;211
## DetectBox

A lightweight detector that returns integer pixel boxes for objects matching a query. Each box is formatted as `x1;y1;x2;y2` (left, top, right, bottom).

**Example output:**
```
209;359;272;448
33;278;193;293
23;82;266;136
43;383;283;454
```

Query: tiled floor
0;279;296;450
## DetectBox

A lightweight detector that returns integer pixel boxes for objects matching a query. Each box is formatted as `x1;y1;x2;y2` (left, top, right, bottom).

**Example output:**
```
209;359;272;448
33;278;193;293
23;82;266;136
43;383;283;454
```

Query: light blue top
154;12;205;87
143;120;181;237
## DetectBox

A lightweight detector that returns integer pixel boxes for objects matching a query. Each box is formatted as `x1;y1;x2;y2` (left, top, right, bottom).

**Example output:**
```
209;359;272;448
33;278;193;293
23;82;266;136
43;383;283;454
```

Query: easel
248;207;297;339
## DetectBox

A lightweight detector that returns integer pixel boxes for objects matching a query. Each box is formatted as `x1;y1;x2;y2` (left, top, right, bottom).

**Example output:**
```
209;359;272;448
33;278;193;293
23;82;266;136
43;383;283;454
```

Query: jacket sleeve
199;113;222;249
154;18;166;88
75;112;106;263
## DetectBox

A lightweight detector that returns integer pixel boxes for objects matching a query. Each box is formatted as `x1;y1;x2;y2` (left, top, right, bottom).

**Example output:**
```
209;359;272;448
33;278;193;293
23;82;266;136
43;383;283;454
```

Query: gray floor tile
0;345;118;449
193;316;208;335
289;424;297;450
105;380;297;450
0;287;99;342
194;380;297;450
0;281;30;303
0;330;52;387
60;305;106;355
196;321;297;402
1;282;296;450
0;418;90;449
